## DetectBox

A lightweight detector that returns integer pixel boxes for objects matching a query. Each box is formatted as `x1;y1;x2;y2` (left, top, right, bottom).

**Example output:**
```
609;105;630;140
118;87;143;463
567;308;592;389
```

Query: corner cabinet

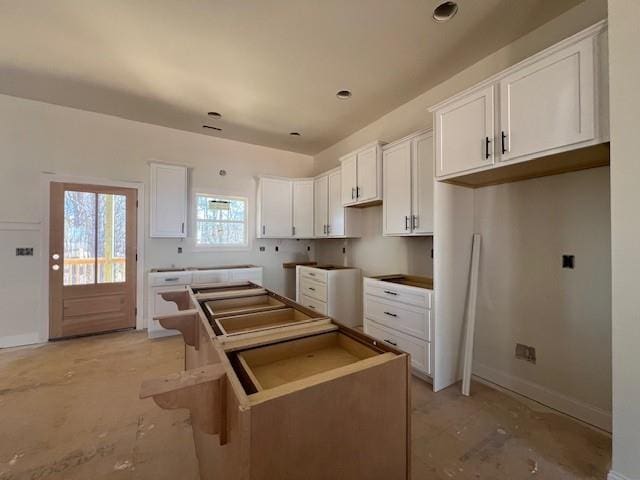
150;163;188;238
383;130;434;236
430;21;608;182
314;168;361;238
340;142;384;207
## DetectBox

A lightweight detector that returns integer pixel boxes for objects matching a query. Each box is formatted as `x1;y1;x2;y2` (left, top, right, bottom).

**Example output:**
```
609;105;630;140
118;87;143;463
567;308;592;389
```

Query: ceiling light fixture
432;1;458;22
207;112;222;118
203;125;222;131
289;132;301;136
336;90;352;99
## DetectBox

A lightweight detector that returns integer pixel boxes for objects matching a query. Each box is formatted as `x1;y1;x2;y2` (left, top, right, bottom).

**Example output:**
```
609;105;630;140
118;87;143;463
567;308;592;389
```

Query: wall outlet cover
562;254;575;269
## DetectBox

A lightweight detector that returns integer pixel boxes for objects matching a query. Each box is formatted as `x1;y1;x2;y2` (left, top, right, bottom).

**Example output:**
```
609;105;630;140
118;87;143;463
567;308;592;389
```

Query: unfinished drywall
472;167;612;429
0;94;315;347
607;0;640;477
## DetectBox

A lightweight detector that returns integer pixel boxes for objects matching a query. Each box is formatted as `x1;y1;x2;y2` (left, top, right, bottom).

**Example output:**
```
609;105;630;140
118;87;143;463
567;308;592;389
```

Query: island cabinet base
143;283;411;480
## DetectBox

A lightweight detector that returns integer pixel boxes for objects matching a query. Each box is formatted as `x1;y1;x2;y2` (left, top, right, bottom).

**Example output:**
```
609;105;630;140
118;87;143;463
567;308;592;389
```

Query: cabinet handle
412;215;418;230
308;305;316;309
405;216;409;230
164;277;180;282
292;226;296;236
356;186;360;198
308;287;316;291
309;272;316;277
327;224;331;234
384;311;398;317
501;131;507;154
181;222;185;234
351;187;355;200
384;339;398;347
485;136;491;159
262;225;266;235
383;290;398;296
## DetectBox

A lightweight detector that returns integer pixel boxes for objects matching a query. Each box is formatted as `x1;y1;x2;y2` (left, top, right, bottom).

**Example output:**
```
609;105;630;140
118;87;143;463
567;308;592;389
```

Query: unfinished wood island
140;282;411;480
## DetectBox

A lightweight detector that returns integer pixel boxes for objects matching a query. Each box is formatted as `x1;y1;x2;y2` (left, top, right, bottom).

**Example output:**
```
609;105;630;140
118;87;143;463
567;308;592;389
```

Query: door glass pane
64;191;96;285
97;194;127;283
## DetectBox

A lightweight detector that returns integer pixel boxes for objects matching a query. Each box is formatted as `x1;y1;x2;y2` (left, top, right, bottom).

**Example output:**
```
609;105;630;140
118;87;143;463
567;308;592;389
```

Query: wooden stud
140;364;228;443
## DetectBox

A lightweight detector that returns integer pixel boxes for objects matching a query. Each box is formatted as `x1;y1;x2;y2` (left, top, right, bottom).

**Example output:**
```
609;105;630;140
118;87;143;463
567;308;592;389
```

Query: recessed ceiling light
336;90;352;99
203;125;222;131
433;1;458;22
207;112;222;119
289;132;301;136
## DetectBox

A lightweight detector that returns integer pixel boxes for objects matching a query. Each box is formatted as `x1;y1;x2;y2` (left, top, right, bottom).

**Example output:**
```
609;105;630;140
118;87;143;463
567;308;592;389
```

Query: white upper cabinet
313;175;328;237
340;142;383;207
498;36;595;163
430;21;608;181
292;179;314;238
150;163;188;238
434;85;495;178
383;130;434;236
314;169;361;238
257;177;292;238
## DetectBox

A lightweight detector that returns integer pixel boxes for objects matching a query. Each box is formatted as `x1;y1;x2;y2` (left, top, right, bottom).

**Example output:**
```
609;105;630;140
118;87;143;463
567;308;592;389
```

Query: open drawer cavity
231;331;388;395
212;307;317;336
204;294;287;319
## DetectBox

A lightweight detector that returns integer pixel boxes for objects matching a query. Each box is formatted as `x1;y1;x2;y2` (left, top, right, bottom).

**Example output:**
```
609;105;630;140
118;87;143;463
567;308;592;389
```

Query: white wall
473;167;612;429
0;93;315;347
607;0;640;478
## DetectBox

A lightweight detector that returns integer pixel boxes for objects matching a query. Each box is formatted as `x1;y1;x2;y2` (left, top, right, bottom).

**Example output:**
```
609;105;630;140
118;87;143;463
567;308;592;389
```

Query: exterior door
49;183;137;339
383;141;412;235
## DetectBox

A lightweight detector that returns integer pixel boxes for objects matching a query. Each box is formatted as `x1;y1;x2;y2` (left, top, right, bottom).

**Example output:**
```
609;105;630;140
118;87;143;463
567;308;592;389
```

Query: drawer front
300;267;328;284
364;320;431;376
150;273;192;286
364;279;431;309
364;295;430;341
300;277;328;302
300;294;328;315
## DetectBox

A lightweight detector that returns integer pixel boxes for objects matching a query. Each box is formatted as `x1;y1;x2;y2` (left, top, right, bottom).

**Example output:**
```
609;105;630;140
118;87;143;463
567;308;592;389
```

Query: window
194;193;248;248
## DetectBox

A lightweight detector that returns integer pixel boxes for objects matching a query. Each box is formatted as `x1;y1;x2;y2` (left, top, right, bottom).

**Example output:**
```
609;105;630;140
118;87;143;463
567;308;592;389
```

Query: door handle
384;339;398;347
485;137;491;159
501;131;507;154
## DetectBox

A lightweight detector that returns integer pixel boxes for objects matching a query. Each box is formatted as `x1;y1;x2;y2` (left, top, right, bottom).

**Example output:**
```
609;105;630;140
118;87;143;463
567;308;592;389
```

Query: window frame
191;192;250;251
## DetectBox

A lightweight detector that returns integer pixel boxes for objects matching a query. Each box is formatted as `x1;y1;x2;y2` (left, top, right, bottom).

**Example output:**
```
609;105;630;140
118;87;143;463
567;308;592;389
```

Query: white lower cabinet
363;277;433;378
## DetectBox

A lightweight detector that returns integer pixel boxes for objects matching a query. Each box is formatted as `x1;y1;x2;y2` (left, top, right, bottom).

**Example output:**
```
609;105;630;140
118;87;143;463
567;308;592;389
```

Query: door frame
40;173;145;341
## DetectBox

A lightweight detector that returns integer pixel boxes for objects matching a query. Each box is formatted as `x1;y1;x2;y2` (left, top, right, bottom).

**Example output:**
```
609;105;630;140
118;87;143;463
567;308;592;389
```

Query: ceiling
0;0;584;155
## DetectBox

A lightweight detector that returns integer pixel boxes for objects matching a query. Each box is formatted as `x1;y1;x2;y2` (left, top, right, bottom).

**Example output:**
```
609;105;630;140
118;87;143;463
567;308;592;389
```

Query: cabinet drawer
150;273;192;286
364;280;431;309
300;267;328;284
299;294;328;315
364;296;430;341
300;277;327;302
364;320;431;376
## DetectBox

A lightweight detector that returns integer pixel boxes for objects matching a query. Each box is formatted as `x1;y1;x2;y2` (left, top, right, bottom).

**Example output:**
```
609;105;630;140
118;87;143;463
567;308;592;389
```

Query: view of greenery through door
63;190;127;286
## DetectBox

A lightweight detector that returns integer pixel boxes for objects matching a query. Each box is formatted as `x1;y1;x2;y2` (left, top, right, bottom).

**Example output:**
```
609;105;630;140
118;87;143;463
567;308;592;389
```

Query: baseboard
473;363;612;432
608;471;635;480
0;332;42;348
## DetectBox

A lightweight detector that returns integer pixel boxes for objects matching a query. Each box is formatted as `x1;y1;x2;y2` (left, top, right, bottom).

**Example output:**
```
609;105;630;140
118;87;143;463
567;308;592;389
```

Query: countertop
370;274;434;290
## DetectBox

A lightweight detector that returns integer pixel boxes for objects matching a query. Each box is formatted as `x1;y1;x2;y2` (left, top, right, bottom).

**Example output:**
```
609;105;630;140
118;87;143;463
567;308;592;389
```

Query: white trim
40;173;146;340
0;221;41;231
0;332;42;349
608;471;635;480
473;362;612;432
191;192;250;251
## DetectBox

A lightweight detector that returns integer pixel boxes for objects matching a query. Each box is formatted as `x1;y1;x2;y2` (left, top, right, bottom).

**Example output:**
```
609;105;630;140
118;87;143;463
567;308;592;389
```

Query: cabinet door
383;141;412;235
435;85;495;178
292;180;314;238
328;170;345;236
259;178;292;237
340;153;358;206
499;36;595;162
356;145;380;203
313;175;328;237
412;132;434;235
150;164;188;237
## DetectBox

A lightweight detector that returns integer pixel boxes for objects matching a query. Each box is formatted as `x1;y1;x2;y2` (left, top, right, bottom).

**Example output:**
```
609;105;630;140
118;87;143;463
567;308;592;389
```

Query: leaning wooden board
141;282;411;479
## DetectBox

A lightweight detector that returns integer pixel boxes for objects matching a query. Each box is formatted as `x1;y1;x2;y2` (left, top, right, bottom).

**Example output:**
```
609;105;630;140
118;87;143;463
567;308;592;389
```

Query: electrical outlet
275;246;279;252
342;247;346;254
515;343;536;364
307;246;311;252
562;254;575;269
177;247;183;254
259;246;266;252
16;247;34;256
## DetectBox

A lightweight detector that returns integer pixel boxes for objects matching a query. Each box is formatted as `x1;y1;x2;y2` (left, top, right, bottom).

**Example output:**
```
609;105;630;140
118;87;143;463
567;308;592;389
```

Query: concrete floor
0;331;611;480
